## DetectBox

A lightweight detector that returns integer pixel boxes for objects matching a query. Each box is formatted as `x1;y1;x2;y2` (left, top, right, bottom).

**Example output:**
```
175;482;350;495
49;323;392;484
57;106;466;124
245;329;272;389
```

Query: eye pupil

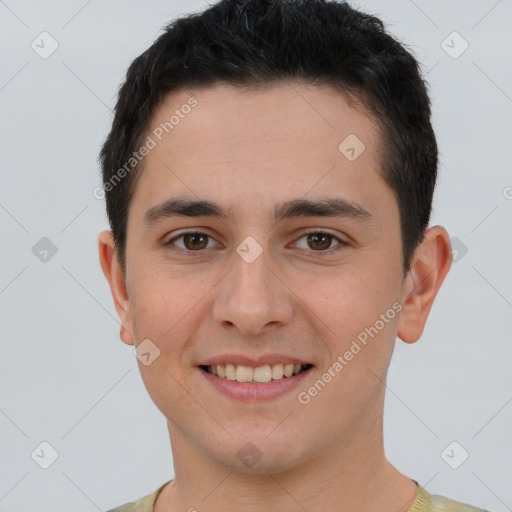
307;233;331;250
169;231;342;255
184;233;208;250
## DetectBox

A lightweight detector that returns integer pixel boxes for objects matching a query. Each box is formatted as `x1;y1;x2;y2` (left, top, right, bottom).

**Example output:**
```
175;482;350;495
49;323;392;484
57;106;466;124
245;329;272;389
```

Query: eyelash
164;230;348;257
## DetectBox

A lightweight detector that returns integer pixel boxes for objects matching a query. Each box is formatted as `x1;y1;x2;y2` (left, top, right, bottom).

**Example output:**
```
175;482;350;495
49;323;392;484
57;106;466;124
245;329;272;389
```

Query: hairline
116;79;407;274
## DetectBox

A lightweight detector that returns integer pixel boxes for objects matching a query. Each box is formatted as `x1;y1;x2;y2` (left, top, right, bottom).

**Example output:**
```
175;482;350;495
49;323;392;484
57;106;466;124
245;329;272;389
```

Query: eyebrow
143;195;374;226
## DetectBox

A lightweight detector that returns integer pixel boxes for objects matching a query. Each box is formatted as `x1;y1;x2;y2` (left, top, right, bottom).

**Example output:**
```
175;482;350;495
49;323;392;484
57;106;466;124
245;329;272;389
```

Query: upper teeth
208;363;306;383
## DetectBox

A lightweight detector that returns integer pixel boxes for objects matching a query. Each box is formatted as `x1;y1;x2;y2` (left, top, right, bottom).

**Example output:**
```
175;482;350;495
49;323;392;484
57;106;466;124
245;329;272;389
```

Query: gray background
1;1;511;511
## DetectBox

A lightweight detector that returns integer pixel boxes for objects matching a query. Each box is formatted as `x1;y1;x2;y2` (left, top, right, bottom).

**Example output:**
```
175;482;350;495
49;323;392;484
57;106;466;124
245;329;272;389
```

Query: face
107;82;413;472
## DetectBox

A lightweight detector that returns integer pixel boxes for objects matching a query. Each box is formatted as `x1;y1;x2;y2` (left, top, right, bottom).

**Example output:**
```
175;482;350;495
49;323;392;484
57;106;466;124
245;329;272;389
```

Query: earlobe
397;226;452;344
98;230;135;346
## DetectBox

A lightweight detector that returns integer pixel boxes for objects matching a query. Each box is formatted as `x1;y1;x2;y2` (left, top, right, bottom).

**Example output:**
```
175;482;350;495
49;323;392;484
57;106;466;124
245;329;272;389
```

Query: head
98;0;451;474
100;0;438;276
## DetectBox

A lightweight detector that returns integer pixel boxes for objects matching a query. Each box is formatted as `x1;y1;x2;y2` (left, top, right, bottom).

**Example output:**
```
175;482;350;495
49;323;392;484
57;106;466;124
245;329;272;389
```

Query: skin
98;82;452;512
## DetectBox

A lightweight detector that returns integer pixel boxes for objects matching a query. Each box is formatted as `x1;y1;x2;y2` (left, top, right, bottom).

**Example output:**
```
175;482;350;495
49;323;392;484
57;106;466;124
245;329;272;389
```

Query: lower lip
198;366;314;401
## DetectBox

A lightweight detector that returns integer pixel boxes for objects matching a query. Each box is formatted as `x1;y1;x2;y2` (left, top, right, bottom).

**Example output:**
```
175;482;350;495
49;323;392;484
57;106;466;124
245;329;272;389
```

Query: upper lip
199;354;313;367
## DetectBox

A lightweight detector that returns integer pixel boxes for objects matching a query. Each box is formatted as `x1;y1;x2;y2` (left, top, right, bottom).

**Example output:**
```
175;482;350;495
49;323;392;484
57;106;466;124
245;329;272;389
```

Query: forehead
147;82;378;161
130;82;394;224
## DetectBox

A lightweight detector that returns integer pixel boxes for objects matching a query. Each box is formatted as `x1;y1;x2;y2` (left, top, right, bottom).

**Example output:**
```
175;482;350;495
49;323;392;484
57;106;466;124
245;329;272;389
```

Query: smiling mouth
199;363;313;384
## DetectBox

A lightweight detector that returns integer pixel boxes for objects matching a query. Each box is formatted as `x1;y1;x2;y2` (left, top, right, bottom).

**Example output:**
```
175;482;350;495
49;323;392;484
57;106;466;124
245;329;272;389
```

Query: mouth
199;363;313;384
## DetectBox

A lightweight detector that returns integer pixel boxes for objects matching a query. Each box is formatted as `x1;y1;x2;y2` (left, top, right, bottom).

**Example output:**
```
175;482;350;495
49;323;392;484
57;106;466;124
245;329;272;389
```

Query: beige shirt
106;480;491;512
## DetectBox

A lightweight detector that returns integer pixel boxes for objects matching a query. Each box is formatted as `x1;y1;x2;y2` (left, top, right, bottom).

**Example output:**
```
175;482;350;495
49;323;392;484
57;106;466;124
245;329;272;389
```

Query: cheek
128;265;203;348
299;271;400;414
297;267;403;393
296;264;398;333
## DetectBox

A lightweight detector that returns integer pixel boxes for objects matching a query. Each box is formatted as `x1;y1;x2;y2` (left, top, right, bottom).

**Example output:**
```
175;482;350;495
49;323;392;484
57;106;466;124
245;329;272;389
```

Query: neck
155;393;418;512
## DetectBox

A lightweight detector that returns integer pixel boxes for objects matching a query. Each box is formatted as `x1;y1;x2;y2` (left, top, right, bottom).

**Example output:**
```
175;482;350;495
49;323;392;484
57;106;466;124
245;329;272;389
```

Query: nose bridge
230;242;277;312
235;244;273;302
213;239;292;334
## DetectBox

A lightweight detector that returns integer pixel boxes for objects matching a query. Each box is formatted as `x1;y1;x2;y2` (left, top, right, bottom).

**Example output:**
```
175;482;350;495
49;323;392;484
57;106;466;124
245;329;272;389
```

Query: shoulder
412;485;491;512
430;494;491;512
106;480;171;512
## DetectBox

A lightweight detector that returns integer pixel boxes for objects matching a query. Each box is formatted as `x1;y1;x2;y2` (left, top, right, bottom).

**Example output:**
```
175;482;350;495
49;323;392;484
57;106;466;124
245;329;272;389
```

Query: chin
209;435;308;476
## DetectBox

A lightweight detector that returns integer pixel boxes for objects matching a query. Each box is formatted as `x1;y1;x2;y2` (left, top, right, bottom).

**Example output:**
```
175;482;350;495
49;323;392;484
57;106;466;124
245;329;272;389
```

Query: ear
397;226;452;344
98;230;135;346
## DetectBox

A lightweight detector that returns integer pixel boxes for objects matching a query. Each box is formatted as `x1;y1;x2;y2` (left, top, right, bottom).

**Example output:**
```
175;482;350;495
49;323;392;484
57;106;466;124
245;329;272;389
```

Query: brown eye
306;233;333;251
182;233;209;250
292;231;346;255
166;231;216;254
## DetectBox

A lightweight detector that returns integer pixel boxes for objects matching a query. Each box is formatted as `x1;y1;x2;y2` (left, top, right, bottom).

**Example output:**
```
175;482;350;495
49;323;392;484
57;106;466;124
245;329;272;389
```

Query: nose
212;244;294;337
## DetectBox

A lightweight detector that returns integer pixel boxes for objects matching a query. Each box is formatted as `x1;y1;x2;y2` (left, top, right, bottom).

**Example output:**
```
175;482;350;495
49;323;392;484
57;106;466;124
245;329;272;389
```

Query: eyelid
164;228;348;255
165;229;221;252
290;229;348;254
